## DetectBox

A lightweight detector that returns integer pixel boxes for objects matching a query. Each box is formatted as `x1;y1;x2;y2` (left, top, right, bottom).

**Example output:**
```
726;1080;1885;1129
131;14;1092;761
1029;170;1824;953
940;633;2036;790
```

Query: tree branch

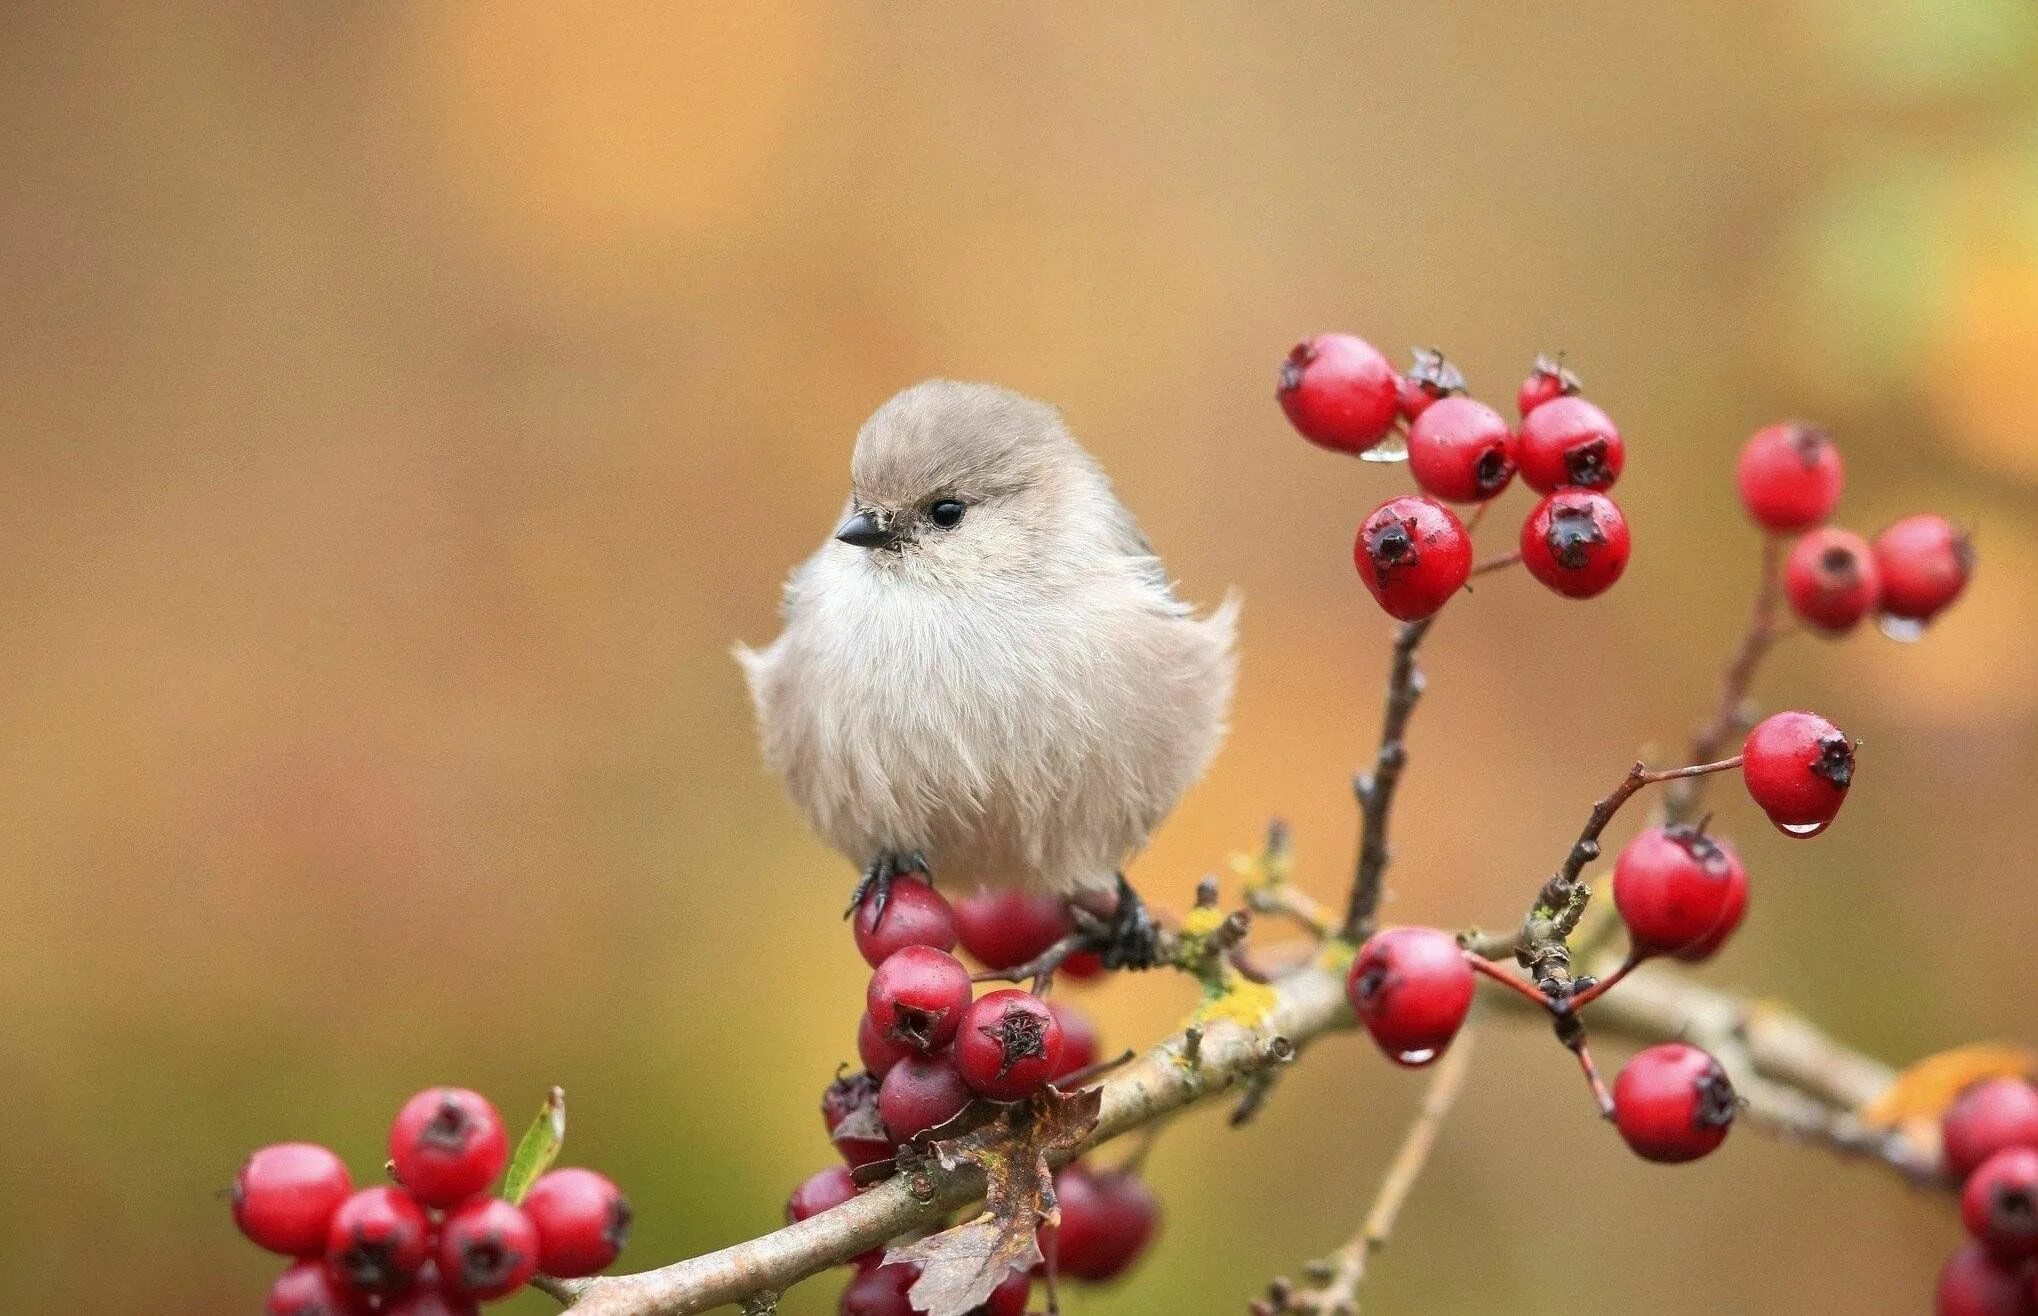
1344;618;1436;941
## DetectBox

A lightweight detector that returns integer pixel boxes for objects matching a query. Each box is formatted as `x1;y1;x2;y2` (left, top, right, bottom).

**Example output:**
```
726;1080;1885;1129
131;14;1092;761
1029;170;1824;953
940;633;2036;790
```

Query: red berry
437;1197;540;1300
1353;496;1473;622
1396;346;1466;423
787;1165;860;1224
383;1287;480;1316
878;1052;976;1141
822;1071;893;1169
1612;825;1749;962
1277;334;1401;455
1407;396;1517;503
1514;394;1623;492
524;1167;633;1278
839;1261;916;1316
1873;513;1974;626
1612;1043;1736;1163
1736;422;1842;532
955;989;1065;1101
1519;489;1630;599
266;1260;372;1316
1946;1079;2038;1180
1051;1164;1160;1282
858;1009;917;1079
1048;1001;1100;1082
235;1143;355;1257
388;1088;508;1209
852;876;959;968
1784;527;1881;634
978;1268;1032;1316
952;889;1072;973
1346;927;1475;1066
866;946;973;1053
1741;710;1854;837
1516;353;1580;418
1965;1147;2038;1262
1060;949;1107;980
1936;1243;2034;1316
325;1186;432;1295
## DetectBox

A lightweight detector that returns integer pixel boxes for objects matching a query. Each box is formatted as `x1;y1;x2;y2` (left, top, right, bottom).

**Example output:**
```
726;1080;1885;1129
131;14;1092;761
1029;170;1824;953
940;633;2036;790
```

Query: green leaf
501;1086;567;1205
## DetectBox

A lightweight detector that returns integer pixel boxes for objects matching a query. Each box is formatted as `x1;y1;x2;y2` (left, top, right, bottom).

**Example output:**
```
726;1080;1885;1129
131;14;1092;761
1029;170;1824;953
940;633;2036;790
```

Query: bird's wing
1102;493;1196;618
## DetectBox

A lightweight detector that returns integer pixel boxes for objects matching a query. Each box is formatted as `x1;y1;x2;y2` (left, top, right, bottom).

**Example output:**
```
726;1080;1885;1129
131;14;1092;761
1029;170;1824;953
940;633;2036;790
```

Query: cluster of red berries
233;1088;629;1314
797;879;1159;1313
1937;1077;2038;1314
1280;337;1632;618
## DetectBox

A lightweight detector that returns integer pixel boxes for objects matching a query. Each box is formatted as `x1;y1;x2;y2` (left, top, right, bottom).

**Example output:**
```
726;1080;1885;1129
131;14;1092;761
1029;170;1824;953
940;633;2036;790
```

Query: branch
1664;535;1786;824
1344;618;1436;940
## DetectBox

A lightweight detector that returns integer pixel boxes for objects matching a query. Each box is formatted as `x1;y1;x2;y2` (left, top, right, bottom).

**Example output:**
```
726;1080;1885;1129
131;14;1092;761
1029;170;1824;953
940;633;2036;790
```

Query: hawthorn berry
787;1165;860;1225
266;1260;371;1316
840;1261;1034;1316
1396;346;1466;423
1945;1078;2038;1180
1277;333;1401;455
234;1142;355;1257
1611;825;1749;962
1935;1243;2034;1316
1346;926;1475;1066
437;1197;540;1300
1516;353;1580;418
1353;496;1473;622
325;1185;433;1295
878;1051;975;1141
1048;1000;1100;1082
866;945;973;1052
1514;394;1623;492
822;1070;893;1169
857;1008;917;1079
523;1167;633;1278
388;1087;508;1209
1052;1163;1160;1282
952;888;1072;973
955;989;1065;1101
1742;710;1854;837
1612;1043;1736;1163
1964;1147;2038;1262
1873;514;1974;628
1407;396;1517;503
382;1287;480;1316
852;876;959;968
1736;422;1842;532
1519;489;1630;599
1784;527;1881;634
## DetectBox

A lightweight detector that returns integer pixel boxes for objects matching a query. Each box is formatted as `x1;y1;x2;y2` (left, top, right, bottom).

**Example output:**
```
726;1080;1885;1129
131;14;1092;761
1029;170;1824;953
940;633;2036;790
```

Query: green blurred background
3;3;2034;1312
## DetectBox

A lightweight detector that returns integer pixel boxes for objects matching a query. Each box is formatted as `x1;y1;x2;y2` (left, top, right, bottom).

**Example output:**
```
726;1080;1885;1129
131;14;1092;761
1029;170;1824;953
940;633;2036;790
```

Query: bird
736;379;1238;968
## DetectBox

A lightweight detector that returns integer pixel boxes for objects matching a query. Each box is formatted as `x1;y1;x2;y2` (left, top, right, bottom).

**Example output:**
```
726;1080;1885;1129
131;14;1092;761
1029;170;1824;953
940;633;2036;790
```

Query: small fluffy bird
738;381;1237;962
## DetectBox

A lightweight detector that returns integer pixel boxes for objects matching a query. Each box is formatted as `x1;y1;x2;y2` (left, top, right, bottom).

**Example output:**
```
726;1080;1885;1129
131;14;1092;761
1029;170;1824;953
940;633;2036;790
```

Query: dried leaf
886;1086;1102;1316
1859;1044;2038;1130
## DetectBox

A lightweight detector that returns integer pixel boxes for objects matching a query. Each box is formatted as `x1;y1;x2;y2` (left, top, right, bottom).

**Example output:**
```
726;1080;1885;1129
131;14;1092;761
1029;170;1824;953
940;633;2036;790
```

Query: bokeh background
3;3;2035;1312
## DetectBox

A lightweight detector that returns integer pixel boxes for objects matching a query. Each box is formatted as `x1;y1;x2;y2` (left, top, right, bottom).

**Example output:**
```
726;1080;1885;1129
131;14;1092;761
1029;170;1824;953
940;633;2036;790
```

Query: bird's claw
1098;873;1165;971
845;852;931;928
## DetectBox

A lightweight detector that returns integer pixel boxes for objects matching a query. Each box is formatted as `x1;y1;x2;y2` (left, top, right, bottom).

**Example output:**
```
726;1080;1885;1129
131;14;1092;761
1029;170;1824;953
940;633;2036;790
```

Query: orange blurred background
2;3;2034;1312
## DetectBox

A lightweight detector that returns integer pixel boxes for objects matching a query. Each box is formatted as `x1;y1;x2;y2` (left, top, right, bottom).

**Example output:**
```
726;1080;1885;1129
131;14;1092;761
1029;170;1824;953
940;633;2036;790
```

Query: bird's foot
844;851;930;927
1095;874;1165;971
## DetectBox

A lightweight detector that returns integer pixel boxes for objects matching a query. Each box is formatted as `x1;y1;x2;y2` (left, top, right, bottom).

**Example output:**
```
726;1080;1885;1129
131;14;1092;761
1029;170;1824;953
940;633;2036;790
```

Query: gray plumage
737;380;1238;898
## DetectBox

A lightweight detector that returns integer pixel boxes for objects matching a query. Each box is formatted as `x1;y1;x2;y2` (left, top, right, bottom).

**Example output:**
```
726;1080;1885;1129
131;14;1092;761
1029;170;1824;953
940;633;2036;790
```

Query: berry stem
1343;616;1437;941
1565;951;1643;1009
1465;953;1555;1011
1569;1034;1616;1119
1665;534;1787;824
1468;548;1523;578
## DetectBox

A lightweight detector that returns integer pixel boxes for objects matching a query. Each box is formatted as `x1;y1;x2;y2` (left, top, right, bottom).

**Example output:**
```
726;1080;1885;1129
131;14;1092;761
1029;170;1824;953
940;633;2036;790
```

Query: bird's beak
834;508;894;549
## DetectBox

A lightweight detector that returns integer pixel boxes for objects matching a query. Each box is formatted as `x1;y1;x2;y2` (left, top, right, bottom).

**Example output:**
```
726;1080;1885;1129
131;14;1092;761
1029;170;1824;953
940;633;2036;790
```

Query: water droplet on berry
1876;613;1926;643
1779;820;1827;837
1361;432;1409;464
1394;1047;1437;1065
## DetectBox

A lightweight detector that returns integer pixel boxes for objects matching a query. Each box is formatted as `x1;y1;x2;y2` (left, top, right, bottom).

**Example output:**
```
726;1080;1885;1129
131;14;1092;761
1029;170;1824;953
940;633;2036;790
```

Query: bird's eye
928;500;966;528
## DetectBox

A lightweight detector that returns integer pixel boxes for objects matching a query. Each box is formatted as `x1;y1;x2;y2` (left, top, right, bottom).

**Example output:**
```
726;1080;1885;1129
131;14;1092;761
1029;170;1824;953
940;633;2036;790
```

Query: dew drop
1394;1047;1437;1066
1877;613;1926;643
1779;820;1827;837
1361;432;1410;464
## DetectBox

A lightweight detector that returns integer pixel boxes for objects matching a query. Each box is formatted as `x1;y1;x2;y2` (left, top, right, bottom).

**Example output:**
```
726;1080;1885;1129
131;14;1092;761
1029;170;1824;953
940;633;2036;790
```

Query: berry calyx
852;876;959;968
1520;489;1631;599
1051;1163;1160;1282
951;889;1073;974
1346;927;1475;1066
523;1167;633;1278
265;1260;371;1316
1353;496;1473;622
857;1009;917;1079
1945;1078;2038;1181
1935;1242;2034;1316
1873;514;1974;627
1407;396;1517;503
1516;353;1580;418
878;1051;976;1141
822;1070;893;1169
1277;334;1401;455
1611;825;1750;962
1963;1147;2038;1262
1514;394;1623;492
1784;527;1881;634
1396;346;1467;422
786;1165;860;1225
1736;422;1842;532
437;1197;540;1300
1742;710;1855;837
325;1186;432;1295
388;1087;508;1209
866;946;973;1053
1048;1000;1100;1082
955;989;1065;1101
234;1142;355;1257
1612;1043;1736;1163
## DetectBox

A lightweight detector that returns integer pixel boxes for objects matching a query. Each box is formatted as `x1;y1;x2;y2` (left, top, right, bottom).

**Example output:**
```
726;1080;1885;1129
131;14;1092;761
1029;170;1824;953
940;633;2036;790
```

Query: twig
1665;535;1785;824
1344;618;1436;940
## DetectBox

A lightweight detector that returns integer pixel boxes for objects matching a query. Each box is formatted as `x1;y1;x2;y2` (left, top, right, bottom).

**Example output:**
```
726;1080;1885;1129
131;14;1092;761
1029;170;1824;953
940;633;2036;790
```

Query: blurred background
2;2;2034;1312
